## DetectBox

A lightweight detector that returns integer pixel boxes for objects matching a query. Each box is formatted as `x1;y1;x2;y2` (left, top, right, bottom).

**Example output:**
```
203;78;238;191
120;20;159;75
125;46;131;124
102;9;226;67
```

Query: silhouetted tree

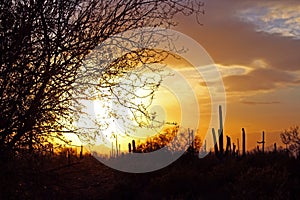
280;126;300;157
136;126;202;153
0;0;204;154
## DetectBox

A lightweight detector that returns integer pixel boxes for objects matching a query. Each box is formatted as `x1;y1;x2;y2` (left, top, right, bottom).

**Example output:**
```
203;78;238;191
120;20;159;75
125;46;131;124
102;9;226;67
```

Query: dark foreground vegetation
1;151;300;200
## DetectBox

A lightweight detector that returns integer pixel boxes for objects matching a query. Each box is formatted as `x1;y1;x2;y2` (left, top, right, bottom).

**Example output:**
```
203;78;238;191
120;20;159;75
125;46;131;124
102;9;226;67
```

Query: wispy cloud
198;61;300;93
174;63;252;78
238;2;300;40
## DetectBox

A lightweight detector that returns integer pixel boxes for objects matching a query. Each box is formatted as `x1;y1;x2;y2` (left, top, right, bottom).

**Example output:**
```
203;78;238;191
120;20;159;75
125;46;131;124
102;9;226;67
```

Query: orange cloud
223;67;298;92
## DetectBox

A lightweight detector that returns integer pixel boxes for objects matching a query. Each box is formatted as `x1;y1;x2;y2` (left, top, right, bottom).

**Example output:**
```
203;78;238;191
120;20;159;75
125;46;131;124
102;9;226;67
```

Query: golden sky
70;0;300;154
172;0;300;150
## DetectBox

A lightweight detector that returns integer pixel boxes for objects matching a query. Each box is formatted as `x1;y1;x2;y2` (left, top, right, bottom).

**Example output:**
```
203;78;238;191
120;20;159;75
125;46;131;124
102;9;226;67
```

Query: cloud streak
240;101;281;105
238;2;300;40
223;66;299;92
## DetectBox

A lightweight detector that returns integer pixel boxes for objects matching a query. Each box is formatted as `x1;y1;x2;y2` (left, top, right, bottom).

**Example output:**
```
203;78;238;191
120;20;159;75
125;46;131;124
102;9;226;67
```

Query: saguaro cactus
115;135;118;157
111;142;114;158
257;131;265;153
212;128;219;155
132;140;136;153
218;105;224;155
80;145;83;159
242;128;246;157
128;143;132;153
237;138;240;156
225;136;231;155
232;143;236;156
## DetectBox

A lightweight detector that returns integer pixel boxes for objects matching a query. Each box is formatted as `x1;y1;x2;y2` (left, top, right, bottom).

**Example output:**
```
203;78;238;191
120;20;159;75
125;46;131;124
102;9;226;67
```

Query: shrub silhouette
280;126;300;157
135;126;202;153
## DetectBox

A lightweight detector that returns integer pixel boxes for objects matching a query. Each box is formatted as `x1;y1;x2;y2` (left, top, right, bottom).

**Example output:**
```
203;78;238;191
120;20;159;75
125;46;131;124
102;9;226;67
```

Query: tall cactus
257;131;265;153
115;135;118;157
111;142;114;158
237;138;240;156
242;128;246;157
232;143;236;156
80;145;83;159
218;105;224;155
212;128;219;155
225;135;231;155
132;140;136;153
128;143;132;153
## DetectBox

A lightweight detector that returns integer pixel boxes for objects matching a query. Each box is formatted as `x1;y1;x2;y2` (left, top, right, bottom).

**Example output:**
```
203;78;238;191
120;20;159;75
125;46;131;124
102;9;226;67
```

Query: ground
1;152;299;199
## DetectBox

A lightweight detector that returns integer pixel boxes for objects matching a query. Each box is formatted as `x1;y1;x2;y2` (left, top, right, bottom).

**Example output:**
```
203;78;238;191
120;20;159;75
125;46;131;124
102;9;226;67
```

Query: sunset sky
173;0;300;150
72;0;300;154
